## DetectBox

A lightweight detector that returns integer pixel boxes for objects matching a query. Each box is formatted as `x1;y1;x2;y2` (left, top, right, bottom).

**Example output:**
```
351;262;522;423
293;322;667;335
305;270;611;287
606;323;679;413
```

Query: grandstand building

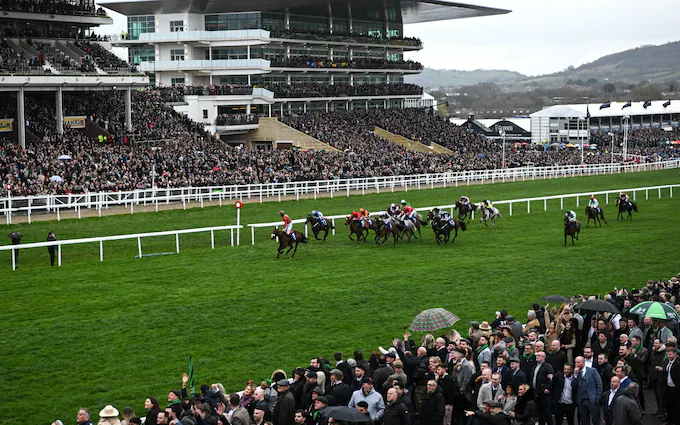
102;0;509;136
530;100;680;145
0;0;148;148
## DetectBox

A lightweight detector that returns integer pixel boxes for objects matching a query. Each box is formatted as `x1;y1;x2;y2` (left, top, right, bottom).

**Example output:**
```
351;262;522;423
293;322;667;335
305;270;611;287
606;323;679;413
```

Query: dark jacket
273;389;296;425
552;372;578;404
291;379;305;409
382;400;411;425
493;365;512;390
510;369;528;390
180;410;198;425
396;347;427;386
437;374;457;405
327;382;352;407
373;365;395;394
519;354;536;377
530;362;554;395
471;411;512;425
611;392;642;425
513;389;538;425
549;350;567;375
145;408;159;425
336;361;354;385
420;387;446;425
356;358;372;378
301;382;317;410
597;363;614;391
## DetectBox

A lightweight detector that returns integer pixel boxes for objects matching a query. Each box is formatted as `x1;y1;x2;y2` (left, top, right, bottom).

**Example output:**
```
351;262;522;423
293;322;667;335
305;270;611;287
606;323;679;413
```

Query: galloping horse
345;216;368;241
584;206;607;227
374;218;400;246
615;198;638;220
454;201;477;222
306;214;334;241
477;204;501;228
271;228;308;259
397;218;419;241
564;218;581;246
427;211;467;245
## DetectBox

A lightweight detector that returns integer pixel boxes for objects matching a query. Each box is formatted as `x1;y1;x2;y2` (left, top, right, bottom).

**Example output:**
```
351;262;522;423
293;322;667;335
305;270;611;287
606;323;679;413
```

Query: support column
330;73;334;85
348;2;352;33
268;104;272;117
125;87;132;132
284;8;290;30
247;45;250;59
248;74;251;85
287;74;291;85
55;86;64;135
246;103;252;115
285;45;290;58
17;87;25;149
350;73;354;86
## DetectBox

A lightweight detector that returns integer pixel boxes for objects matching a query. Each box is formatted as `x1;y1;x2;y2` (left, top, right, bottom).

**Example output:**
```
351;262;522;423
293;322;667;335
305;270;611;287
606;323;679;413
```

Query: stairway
247;118;340;152
373;127;453;154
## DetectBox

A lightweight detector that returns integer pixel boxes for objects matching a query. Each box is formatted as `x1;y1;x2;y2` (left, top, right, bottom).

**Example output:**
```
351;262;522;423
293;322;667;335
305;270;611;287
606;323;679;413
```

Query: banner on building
0;119;14;132
64;116;86;128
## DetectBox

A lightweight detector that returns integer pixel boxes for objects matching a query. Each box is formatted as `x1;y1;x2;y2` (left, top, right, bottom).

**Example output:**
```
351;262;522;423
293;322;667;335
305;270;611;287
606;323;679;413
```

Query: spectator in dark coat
510;385;537;425
334;352;353;385
611;383;642;425
382;388;411;425
47;232;56;266
509;358;528;389
273;380;296;425
421;380;445;425
144;397;160;425
354;350;372;378
372;356;394;394
327;369;351;406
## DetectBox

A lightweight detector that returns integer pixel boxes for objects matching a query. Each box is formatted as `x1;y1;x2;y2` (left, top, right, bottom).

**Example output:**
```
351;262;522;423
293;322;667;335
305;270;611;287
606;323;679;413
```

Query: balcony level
0;9;112;25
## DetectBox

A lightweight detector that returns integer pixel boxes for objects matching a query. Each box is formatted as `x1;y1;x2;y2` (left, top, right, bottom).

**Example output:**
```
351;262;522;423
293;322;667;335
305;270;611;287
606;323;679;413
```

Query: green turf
1;168;679;425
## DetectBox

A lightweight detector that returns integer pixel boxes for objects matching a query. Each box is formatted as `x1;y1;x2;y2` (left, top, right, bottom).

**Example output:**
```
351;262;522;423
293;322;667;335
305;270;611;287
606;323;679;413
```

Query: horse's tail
633;203;638;212
459;221;467;231
300;234;308;243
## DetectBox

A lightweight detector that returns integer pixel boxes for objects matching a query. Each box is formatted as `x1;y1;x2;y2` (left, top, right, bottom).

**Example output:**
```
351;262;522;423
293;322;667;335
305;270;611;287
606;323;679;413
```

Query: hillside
412;40;680;89
406;68;526;88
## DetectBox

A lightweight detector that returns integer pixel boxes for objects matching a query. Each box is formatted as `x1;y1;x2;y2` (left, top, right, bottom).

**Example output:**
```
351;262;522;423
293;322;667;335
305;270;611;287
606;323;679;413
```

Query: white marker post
234;200;243;246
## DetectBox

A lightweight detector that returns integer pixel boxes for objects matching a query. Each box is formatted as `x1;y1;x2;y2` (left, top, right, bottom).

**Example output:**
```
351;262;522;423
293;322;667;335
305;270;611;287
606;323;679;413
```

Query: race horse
584;206;607;227
615;198;638;220
373;218;400;246
454;201;477;222
305;214;334;241
396;218;419;241
476;203;501;228
564;218;581;246
427;211;467;245
345;216;368;242
271;228;308;259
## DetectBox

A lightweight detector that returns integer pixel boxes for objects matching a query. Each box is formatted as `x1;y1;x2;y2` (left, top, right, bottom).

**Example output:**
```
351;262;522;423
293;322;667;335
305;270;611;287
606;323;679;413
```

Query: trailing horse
615;198;638;220
476;204;501;228
564;218;581;246
454;201;477;222
305;214;334;241
584;206;607;227
271;228;307;259
345;216;368;242
427;211;467;245
374;218;400;246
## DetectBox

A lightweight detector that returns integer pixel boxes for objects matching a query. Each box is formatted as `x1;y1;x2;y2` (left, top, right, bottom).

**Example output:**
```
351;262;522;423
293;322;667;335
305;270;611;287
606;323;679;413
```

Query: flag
188;355;196;399
586;104;591;119
643;100;652;109
600;101;611;110
663;100;671;108
622;100;632;109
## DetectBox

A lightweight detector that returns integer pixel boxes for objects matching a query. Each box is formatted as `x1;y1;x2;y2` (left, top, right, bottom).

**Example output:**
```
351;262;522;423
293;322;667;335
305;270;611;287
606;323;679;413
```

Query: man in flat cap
274;380;296;425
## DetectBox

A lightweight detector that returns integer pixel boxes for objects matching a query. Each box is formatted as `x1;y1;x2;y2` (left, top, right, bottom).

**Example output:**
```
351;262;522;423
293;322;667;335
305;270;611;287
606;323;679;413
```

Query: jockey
483;199;493;209
311;209;326;225
361;208;372;227
620;192;630;206
401;199;411;208
434;207;454;227
402;204;417;223
389;203;399;216
565;209;577;223
588;196;600;213
383;215;394;230
280;210;296;241
460;195;470;207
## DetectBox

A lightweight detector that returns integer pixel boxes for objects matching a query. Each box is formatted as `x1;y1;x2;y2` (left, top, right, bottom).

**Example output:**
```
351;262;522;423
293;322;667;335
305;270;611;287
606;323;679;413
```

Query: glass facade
128;46;154;65
211;48;248;60
261;13;285;32
205;12;260;31
170;20;184;32
127;16;155;40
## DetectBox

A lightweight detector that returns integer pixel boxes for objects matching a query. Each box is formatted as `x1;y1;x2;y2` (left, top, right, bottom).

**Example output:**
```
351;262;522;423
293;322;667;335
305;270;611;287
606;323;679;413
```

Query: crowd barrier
2;160;678;226
0;225;243;271
247;184;679;245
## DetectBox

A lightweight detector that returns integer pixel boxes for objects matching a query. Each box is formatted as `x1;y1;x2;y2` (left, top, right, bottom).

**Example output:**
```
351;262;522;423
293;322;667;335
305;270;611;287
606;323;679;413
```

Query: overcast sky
100;0;680;76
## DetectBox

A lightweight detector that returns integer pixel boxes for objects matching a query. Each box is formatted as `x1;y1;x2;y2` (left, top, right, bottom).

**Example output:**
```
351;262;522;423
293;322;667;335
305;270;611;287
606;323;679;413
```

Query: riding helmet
279;210;285;216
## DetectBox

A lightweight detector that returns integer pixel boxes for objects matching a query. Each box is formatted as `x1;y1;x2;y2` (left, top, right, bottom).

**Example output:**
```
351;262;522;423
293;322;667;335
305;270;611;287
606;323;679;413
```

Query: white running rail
2;160;678;225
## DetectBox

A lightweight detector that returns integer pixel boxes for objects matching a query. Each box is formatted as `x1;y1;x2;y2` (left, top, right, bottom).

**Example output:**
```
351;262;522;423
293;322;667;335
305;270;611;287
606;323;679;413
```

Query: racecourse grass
1;168;680;425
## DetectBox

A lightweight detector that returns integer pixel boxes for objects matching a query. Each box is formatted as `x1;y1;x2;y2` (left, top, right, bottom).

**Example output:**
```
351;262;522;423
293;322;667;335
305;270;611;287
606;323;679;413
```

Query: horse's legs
290;241;299;259
451;228;458;244
285;245;293;255
323;228;329;241
277;245;283;259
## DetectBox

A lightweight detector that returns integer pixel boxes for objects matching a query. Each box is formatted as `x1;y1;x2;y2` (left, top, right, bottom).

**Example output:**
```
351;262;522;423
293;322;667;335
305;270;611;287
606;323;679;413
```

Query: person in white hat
98;405;121;425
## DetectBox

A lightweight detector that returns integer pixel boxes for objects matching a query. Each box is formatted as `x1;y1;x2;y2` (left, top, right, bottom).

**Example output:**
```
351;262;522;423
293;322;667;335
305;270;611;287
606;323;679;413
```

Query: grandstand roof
101;0;510;24
531;100;680;119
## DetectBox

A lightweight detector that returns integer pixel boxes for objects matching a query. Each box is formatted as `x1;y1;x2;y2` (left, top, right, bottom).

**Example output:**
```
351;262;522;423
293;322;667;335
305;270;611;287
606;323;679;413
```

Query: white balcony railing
139;59;270;72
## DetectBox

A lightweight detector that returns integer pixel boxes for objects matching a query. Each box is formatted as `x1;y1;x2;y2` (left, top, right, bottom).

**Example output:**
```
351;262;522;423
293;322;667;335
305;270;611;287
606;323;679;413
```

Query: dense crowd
57;275;680;425
73;40;137;72
0;38;45;74
216;114;260;126
596;128;680;147
270;30;421;47
0;0;106;16
2;93;680;196
269;56;422;70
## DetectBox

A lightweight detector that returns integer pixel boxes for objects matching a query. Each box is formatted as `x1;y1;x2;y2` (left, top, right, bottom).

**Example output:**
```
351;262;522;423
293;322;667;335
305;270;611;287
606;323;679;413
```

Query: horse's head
344;216;351;225
270;228;280;240
305;214;313;223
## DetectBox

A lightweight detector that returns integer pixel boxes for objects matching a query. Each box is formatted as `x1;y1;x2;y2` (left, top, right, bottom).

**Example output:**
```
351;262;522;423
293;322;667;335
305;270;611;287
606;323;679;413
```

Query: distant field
1;168;679;425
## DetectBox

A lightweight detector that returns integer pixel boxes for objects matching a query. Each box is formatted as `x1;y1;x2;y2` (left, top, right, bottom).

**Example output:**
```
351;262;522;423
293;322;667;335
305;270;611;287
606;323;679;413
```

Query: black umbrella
318;406;373;423
541;295;571;303
575;299;620;314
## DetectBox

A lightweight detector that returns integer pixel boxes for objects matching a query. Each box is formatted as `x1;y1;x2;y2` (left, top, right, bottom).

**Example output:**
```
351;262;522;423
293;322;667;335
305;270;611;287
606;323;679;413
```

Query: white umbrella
58;154;72;160
49;175;63;183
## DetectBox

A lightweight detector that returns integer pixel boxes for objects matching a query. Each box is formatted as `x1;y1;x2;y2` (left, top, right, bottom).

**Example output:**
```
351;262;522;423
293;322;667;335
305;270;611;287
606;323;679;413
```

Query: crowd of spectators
216;114;260;126
0;0;106;16
597;128;680;147
0;38;46;74
269;56;422;70
2;94;680;196
73;40;138;73
270;29;422;47
53;275;680;425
